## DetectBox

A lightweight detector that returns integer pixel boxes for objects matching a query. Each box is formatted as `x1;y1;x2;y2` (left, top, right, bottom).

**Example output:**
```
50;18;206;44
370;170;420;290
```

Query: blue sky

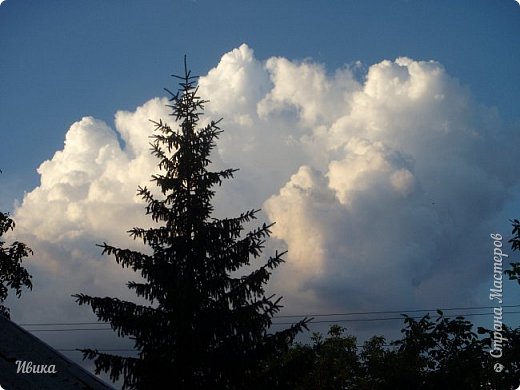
1;0;519;203
1;0;520;384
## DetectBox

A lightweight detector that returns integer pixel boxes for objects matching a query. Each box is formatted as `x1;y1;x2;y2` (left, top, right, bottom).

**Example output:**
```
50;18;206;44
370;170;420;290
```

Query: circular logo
494;363;504;373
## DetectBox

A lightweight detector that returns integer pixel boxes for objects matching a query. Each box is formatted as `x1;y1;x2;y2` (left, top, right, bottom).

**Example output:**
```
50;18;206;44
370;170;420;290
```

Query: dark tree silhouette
505;218;520;284
0;180;33;318
278;314;509;390
74;61;309;389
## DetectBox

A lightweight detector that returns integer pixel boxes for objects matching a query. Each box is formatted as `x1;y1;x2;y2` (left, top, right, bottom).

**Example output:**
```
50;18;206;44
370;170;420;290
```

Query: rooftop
0;315;113;390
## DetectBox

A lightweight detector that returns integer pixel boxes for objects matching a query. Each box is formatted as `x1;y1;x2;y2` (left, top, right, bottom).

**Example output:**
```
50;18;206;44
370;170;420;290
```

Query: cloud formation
10;45;519;337
198;45;517;316
9;99;169;325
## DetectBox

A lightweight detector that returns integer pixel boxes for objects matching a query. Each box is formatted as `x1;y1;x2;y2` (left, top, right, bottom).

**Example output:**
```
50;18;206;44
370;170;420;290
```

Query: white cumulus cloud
8;45;519;340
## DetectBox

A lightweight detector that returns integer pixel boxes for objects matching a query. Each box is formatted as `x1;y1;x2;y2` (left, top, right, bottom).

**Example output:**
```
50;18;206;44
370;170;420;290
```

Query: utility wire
21;322;111;326
27;327;113;332
270;310;520;326
19;303;520;328
22;310;520;332
30;305;520;354
40;307;520;353
56;348;138;352
273;303;520;318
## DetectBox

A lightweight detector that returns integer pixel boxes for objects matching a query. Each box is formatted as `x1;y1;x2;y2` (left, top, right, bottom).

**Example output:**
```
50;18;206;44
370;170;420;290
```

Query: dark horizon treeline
273;312;520;389
1;61;520;389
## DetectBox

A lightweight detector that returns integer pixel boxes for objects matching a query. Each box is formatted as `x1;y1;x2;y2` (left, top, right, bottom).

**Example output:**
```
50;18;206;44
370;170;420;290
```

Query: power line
27;327;113;332
57;349;136;352
21;322;111;326
56;345;401;352
22;310;520;332
18;304;520;329
19;303;520;328
29;305;520;354
273;304;520;319
38;309;520;353
271;310;520;326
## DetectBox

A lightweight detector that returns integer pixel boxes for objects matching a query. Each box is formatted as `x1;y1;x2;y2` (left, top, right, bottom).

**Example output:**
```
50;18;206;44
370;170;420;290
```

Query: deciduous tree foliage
0;180;33;318
505;218;520;284
74;62;309;389
280;314;519;389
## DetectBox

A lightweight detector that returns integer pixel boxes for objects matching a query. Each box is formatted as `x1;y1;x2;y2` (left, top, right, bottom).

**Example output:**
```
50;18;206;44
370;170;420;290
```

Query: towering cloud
198;45;517;315
10;45;518;335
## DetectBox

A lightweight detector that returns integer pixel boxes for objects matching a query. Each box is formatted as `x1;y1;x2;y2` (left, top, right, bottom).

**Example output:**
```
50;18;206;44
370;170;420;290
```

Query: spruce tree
74;61;309;389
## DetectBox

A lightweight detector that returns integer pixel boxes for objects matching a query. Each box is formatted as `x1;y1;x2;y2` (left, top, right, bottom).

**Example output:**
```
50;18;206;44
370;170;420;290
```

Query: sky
1;0;520;384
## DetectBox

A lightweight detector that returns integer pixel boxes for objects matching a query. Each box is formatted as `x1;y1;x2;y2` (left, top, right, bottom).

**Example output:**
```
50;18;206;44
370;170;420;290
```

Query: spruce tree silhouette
74;60;310;390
